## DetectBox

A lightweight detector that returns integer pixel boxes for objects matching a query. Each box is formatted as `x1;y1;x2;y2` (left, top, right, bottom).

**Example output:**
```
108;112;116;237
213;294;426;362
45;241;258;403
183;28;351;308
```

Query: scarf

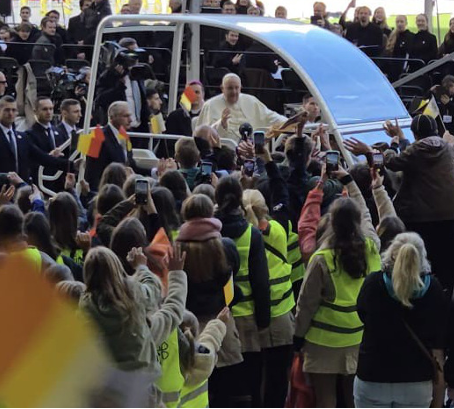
177;218;222;242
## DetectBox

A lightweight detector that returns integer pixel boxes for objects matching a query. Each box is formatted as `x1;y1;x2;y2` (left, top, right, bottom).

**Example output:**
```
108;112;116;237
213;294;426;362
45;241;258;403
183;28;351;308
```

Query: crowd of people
2;1;454;408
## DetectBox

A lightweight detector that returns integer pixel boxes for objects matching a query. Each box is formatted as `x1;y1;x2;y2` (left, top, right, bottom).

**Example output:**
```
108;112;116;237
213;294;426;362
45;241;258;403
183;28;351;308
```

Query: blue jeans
354;377;432;408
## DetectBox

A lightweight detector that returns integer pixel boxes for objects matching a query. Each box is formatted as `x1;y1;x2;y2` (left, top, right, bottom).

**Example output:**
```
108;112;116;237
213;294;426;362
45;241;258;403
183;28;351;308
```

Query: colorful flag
118;126;132;152
179;86;197;113
150;113;166;135
76;129;93;156
77;126;105;158
423;96;441;119
223;273;234;306
0;256;110;407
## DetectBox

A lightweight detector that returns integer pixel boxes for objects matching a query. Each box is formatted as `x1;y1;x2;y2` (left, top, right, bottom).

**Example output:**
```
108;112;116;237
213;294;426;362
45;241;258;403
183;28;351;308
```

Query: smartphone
253;131;265;154
372;152;384;170
325;150;339;174
135;179;149;205
243;159;255;177
310;15;323;25
201;161;213;184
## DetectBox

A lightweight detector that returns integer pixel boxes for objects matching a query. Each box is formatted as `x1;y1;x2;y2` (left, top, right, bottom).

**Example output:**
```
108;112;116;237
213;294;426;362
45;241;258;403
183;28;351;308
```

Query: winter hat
411;114;438;139
177;217;222;242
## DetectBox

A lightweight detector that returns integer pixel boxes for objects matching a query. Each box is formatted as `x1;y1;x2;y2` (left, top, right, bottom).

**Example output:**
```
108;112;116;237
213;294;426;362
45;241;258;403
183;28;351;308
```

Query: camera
46;67;88;110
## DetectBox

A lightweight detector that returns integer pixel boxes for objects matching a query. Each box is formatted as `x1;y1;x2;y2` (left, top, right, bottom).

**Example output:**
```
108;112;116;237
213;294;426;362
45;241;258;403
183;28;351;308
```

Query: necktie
46;127;56;149
70;129;78;153
7;130;18;173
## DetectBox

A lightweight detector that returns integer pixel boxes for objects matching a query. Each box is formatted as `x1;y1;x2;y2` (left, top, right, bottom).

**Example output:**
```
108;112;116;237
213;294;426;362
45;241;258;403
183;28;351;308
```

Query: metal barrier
37;130;239;196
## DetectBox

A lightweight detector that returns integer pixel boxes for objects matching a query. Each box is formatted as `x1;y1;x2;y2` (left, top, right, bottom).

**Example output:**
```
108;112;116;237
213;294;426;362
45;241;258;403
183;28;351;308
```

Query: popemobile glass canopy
86;13;414;158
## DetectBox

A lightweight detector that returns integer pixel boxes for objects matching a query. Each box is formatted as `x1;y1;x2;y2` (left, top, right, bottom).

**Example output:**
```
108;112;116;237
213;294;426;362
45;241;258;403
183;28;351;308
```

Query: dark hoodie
385;136;454;222
357;271;448;383
216;211;271;329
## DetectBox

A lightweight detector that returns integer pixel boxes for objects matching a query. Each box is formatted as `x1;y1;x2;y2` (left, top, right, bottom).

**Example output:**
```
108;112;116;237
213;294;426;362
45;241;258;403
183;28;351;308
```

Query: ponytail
392;243;424;308
244;204;259;227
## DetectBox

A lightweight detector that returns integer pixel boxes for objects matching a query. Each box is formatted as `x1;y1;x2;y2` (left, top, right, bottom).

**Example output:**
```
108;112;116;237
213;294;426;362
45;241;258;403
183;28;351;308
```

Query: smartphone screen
325;150;339;173
201;161;213;177
373;153;384;168
253;131;265;154
135;179;148;205
244;159;255;177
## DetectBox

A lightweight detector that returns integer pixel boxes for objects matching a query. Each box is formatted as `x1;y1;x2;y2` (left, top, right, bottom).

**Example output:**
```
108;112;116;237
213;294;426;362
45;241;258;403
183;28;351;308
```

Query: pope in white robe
196;73;287;141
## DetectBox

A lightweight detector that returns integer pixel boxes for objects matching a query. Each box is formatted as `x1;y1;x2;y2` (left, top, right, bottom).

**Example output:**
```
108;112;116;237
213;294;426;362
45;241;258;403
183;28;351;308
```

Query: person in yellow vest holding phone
294;167;381;408
215;176;270;408
0;204;73;282
242;144;296;408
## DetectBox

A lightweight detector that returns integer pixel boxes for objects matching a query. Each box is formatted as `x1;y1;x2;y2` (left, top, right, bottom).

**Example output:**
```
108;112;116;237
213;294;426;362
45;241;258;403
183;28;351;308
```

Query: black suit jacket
67;14;84;44
0;127;70;182
25;123;71;185
55;122;77;158
85;125;138;191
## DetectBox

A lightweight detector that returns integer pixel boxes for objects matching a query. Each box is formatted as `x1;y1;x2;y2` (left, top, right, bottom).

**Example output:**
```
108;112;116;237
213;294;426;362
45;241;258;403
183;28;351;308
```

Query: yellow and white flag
422;96;441;119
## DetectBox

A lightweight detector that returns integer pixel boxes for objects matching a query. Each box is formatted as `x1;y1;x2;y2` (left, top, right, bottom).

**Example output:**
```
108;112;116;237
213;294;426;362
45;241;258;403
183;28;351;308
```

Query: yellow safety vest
262;220;295;318
170;230;179;243
232;225;254;317
155;329;185;408
179;380;209;408
61;248;84;266
11;247;42;275
287;222;305;284
56;255;65;265
305;238;381;348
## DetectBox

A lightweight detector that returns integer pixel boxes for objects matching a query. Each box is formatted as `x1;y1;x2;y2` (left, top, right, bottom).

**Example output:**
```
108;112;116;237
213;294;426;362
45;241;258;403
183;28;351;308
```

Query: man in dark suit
86;101;142;190
0;96;72;183
213;30;244;74
26;97;73;190
56;99;82;156
67;0;92;59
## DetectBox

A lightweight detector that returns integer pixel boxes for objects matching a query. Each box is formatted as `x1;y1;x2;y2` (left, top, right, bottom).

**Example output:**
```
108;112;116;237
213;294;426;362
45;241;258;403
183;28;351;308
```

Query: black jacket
165;108;194;137
31;32;64;66
82;0;112;44
215;211;270;329
25;123;72;185
0;127;68;181
67;14;85;44
95;69;148;132
85;125;139;191
213;41;244;74
346;22;384;57
386;136;454;222
357;271;448;383
6;35;33;65
410;30;438;64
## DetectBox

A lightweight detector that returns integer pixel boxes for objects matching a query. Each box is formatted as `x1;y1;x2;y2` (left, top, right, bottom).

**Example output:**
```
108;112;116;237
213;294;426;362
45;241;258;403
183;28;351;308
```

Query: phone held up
135;178;149;205
253;131;265;154
201;161;213;184
325;150;339;177
243;159;255;177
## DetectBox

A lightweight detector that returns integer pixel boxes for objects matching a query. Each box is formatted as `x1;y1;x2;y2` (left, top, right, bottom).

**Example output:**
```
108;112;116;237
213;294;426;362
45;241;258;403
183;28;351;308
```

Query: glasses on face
0;81;7;85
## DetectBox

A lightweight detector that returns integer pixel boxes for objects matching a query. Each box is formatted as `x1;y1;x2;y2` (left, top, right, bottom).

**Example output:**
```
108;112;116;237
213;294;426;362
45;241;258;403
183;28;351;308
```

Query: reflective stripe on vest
56;255;65;265
155;329;185;408
287;221;305;283
61;248;84;266
232;225;254;317
10;247;42;275
179;380;209;408
170;230;179;243
263;220;295;317
305;238;381;348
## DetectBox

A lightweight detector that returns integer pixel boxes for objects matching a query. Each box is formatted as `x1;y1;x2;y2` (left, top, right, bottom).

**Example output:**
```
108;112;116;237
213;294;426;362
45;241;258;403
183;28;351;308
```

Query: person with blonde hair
372;7;391;36
312;2;333;30
354;232;447;407
410;14;438;66
385;15;414;82
79;244;188;407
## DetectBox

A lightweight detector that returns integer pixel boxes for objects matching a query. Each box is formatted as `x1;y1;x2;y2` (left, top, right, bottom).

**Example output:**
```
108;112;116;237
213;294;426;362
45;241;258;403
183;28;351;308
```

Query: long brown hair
329;198;367;279
48;192;78;250
83;247;139;324
179;194;228;282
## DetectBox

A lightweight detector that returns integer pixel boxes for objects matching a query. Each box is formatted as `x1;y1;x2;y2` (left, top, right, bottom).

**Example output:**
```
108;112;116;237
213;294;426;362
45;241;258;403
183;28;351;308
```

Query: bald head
221;73;242;105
